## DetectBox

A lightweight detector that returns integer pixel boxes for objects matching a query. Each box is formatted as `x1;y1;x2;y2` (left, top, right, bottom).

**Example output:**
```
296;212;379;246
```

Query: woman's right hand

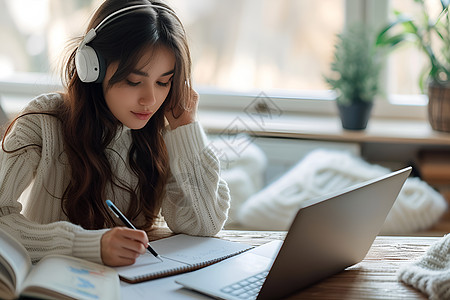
100;227;149;266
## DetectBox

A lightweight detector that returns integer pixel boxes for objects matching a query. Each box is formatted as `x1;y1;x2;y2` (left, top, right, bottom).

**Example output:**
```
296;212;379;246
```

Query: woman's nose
139;87;157;106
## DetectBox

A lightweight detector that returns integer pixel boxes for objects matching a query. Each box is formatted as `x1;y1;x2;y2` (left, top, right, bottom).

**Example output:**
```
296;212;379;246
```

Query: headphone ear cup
75;45;101;83
94;49;106;83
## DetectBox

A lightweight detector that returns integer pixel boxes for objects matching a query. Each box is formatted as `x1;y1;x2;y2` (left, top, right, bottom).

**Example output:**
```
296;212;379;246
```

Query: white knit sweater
0;93;230;264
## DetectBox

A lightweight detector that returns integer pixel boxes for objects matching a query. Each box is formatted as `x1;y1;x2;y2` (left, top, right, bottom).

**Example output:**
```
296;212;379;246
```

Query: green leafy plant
324;24;383;106
376;0;450;90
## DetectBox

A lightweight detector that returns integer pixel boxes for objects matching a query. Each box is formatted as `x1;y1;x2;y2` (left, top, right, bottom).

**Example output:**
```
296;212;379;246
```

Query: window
170;0;344;94
0;0;344;92
0;0;102;76
0;0;429;119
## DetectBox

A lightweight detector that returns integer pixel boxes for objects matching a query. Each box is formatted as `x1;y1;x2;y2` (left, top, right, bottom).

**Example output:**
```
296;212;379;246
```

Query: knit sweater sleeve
161;121;230;236
0;94;106;264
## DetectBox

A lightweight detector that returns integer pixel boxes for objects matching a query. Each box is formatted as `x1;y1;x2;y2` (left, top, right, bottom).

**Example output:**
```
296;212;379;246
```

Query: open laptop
176;167;412;300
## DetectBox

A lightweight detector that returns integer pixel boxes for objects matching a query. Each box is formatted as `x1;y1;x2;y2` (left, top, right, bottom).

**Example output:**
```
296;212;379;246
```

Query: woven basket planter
428;82;450;133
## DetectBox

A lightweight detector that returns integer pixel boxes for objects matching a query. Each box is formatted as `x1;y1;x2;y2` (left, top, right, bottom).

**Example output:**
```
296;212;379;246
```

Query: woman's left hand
165;88;199;130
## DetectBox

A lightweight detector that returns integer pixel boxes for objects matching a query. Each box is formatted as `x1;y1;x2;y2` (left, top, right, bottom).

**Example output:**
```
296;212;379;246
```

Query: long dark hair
2;0;193;230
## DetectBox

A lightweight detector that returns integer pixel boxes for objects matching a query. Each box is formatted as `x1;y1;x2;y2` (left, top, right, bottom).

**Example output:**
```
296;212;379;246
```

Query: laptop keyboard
220;270;269;299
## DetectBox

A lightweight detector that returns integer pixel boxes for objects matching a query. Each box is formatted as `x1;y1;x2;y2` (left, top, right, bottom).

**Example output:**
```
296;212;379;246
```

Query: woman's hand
100;227;149;266
165;88;199;130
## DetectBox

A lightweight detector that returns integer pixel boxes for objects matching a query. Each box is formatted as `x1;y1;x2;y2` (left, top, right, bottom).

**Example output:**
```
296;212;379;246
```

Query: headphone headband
95;4;174;33
75;3;177;83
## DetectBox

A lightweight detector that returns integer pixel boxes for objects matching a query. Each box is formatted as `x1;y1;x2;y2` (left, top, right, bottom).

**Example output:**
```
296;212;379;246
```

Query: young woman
0;0;230;267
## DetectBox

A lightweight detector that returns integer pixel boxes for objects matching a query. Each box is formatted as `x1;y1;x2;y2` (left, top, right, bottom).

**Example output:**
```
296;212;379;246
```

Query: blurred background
0;0;436;99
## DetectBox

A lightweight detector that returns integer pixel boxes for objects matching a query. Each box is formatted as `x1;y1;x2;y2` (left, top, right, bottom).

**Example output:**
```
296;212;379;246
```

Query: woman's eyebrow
131;70;149;76
161;69;175;77
131;69;175;77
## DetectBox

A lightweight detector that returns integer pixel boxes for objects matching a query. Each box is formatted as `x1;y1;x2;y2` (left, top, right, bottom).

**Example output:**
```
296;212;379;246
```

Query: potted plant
376;1;450;132
325;24;383;130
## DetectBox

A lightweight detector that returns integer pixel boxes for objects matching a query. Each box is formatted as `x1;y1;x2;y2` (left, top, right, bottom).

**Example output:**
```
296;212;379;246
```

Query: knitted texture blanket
398;234;450;300
209;135;267;226
237;149;447;234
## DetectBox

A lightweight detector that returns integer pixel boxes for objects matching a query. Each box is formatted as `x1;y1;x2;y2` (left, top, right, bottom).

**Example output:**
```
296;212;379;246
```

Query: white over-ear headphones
75;4;170;83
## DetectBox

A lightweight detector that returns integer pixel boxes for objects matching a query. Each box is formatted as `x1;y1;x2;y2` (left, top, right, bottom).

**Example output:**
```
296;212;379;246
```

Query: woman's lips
132;112;152;120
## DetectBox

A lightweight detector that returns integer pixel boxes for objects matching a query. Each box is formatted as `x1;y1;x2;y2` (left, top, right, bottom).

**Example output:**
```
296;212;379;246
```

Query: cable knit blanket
237;149;447;234
398;234;450;299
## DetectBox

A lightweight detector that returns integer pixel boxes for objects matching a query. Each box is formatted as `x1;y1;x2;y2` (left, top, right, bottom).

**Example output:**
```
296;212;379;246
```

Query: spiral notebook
114;234;253;283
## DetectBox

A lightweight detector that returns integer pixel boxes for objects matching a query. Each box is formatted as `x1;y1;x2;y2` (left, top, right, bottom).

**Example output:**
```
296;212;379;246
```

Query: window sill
198;109;450;146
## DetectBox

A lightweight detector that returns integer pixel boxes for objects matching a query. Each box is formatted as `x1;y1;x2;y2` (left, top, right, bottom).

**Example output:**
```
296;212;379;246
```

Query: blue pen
106;199;163;262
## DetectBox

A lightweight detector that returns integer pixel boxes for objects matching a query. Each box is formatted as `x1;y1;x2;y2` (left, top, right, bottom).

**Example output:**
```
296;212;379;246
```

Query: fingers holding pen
101;227;149;266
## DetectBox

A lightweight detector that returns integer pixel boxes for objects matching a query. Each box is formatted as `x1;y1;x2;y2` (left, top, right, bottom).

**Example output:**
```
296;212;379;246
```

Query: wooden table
149;228;441;299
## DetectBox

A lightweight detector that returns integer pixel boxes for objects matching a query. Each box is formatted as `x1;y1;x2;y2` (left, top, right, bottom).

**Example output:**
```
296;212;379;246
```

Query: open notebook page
114;234;253;282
